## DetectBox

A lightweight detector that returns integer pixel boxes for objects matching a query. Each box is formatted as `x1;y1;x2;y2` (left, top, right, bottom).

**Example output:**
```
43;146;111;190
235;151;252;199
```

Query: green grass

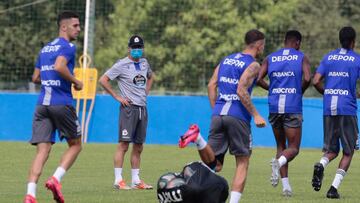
0;142;359;203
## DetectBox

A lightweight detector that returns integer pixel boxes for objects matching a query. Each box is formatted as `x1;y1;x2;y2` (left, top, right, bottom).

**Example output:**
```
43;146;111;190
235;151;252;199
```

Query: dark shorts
31;105;81;145
119;105;148;144
323;115;359;155
208;115;252;160
268;113;303;129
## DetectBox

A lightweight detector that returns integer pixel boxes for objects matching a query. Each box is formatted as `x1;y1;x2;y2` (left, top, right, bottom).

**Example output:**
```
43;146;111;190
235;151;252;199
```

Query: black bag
157;162;229;203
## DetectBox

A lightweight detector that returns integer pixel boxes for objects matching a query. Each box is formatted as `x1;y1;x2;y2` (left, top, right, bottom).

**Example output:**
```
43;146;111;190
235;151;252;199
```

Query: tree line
1;0;359;95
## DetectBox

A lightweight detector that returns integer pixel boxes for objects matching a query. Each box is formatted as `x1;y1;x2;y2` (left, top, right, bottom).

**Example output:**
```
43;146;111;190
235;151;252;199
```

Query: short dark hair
339;26;356;49
57;11;79;27
245;29;265;45
285;30;302;42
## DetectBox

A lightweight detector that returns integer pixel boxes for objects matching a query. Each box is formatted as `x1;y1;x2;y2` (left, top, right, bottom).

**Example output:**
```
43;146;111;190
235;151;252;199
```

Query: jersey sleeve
58;44;76;62
316;56;327;76
105;61;123;80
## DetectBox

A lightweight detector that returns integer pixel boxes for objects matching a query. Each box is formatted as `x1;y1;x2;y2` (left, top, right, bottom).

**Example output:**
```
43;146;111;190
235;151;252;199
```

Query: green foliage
0;0;110;90
94;0;360;94
0;0;57;89
1;0;360;94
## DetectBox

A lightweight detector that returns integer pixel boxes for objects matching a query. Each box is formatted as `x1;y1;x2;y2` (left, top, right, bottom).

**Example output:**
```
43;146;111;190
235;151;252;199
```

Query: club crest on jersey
133;74;146;86
234;53;242;59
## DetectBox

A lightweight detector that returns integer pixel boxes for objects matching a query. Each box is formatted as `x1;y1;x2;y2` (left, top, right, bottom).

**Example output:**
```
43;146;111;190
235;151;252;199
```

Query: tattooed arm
237;61;266;127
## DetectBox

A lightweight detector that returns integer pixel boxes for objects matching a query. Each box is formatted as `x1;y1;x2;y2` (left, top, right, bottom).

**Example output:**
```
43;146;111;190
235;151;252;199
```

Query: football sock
131;169;140;184
27;182;37;198
195;133;207;150
53;166;66;182
114;168;123;184
281;177;292;191
229;191;242;203
331;169;346;189
278;155;287;167
320;156;329;168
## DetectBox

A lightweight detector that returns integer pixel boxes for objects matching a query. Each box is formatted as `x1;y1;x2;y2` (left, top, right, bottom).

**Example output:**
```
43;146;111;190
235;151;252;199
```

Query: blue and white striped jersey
267;48;304;114
212;53;256;123
316;48;360;116
35;37;76;106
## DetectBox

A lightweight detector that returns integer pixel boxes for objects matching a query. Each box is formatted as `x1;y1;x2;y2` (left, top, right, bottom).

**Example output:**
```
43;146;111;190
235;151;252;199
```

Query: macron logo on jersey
223;58;246;68
41;80;61;86
219;76;239;84
219;93;240;101
328;72;349;77
272;88;296;94
272;71;295;77
324;89;349;95
41;45;61;53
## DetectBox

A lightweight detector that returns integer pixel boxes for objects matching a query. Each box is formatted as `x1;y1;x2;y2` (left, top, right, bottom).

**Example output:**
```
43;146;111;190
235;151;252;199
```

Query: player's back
317;48;360;115
267;48;304;114
36;37;76;106
212;53;255;122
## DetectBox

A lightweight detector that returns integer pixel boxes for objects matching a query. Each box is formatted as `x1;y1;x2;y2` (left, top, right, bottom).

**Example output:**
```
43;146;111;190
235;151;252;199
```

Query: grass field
1;142;359;203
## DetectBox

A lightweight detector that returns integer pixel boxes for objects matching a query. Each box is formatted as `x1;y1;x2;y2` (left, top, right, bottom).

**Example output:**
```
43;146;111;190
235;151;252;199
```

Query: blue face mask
130;49;143;59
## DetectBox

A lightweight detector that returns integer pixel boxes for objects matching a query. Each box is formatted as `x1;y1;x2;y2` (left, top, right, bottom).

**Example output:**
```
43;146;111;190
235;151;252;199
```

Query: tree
95;0;257;92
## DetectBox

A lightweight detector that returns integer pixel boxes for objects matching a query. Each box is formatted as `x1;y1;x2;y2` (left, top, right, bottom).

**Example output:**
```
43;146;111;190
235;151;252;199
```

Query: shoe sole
131;186;153;190
326;194;340;199
312;164;324;191
45;182;64;203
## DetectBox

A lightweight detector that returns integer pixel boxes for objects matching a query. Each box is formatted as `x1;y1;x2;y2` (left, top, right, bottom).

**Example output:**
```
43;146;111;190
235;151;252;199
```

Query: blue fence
1;93;356;148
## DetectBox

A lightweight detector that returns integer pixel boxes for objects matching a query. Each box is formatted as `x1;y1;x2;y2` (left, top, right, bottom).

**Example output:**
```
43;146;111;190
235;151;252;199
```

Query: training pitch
0;142;359;202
